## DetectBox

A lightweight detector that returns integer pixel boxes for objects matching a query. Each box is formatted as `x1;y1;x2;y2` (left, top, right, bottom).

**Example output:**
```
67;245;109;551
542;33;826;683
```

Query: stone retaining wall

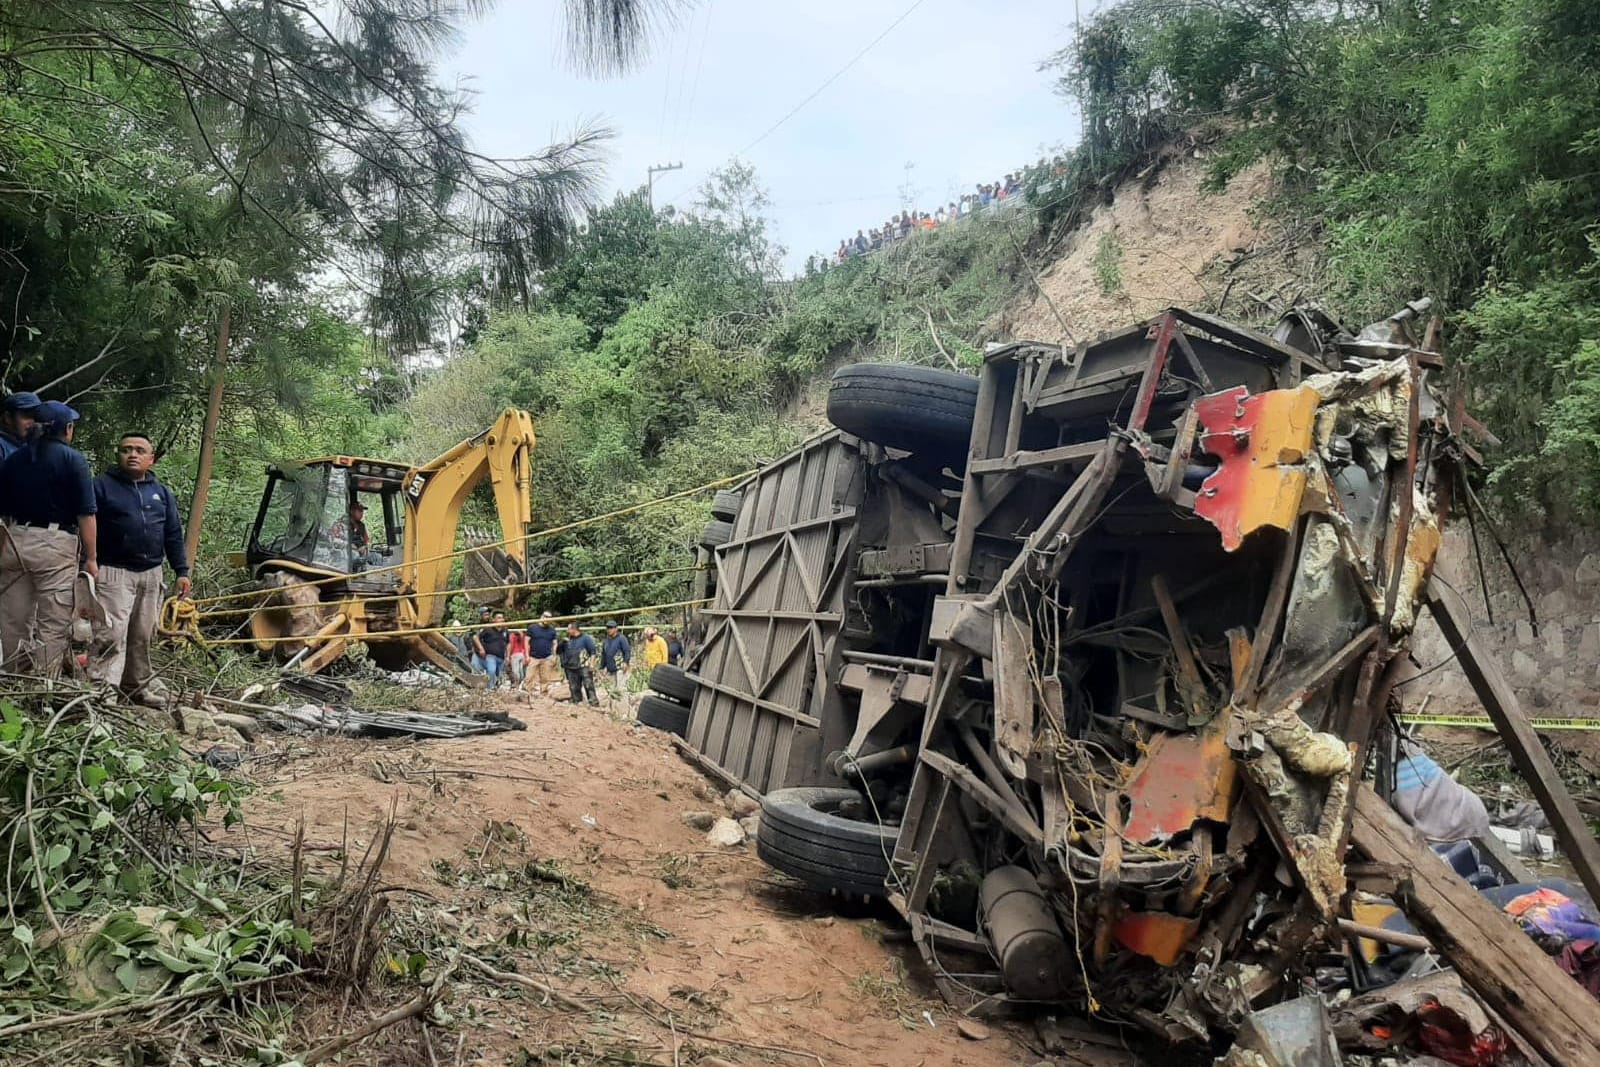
1408;524;1600;715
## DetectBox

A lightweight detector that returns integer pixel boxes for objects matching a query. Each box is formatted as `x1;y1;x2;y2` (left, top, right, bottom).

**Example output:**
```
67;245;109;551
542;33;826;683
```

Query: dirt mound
1002;151;1319;345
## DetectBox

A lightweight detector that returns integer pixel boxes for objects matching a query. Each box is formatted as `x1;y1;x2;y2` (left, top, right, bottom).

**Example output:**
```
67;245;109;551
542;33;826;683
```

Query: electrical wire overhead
659;0;931;209
738;0;932;157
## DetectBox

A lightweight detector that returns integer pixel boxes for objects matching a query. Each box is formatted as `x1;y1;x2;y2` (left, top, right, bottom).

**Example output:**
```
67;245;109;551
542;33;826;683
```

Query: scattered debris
248;703;522;739
726;788;760;818
1222;997;1341;1067
957;1018;991;1041
682;810;718;831
706;818;746;847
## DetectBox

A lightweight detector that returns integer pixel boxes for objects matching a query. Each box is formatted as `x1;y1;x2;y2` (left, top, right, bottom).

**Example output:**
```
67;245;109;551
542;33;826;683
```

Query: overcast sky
444;1;1090;272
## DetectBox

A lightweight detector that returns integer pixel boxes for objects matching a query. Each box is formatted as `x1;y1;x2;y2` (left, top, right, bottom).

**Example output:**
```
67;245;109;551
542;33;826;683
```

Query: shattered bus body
883;306;1451;1036
661;302;1597;1051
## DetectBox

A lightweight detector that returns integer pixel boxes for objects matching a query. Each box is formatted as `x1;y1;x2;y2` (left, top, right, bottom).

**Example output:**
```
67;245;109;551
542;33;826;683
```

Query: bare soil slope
227;697;1130;1066
1003;152;1317;345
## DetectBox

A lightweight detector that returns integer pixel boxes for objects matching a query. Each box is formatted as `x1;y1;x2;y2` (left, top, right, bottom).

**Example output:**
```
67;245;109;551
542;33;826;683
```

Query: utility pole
647;161;683;210
898;161;919;214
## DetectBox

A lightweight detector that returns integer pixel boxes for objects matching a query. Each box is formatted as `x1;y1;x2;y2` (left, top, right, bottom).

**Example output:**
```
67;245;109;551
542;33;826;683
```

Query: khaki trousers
90;565;165;695
603;667;632;717
0;525;79;676
530;654;561;689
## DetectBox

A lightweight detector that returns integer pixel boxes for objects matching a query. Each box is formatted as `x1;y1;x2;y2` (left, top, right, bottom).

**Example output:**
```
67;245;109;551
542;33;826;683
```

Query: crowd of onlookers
453;606;683;714
824;155;1068;265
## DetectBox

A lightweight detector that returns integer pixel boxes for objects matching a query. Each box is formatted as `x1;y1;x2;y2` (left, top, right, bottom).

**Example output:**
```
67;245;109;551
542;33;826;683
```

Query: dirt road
228;693;1124;1066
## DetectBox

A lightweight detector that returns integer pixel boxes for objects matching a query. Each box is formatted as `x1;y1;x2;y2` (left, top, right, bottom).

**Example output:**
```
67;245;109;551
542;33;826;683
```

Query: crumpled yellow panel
1194;385;1321;551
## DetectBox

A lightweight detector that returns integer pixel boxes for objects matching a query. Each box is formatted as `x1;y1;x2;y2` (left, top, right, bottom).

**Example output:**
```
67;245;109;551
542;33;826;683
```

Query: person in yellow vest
640;626;669;672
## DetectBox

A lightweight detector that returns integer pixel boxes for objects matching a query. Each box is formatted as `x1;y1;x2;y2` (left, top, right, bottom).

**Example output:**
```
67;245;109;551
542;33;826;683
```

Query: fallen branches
0;970;307;1040
464;956;824;1066
300;955;459;1065
463;954;593;1012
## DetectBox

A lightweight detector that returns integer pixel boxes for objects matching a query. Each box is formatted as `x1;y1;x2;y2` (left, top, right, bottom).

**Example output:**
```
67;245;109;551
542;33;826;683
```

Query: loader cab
246;457;411;586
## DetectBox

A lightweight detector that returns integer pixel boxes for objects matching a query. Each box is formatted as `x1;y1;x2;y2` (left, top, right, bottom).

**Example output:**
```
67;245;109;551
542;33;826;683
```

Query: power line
737;0;932;156
676;0;717;151
658;0;931;211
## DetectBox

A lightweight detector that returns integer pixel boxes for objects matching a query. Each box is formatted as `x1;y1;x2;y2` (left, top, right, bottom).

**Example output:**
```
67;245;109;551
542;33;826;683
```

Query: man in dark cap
0;391;41;461
600;620;633;716
0;400;97;676
90;432;189;705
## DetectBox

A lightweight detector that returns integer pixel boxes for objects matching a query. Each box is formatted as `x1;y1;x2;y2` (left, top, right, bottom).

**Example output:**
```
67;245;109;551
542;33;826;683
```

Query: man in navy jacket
91;432;189;705
600;620;633;716
0;400;97;676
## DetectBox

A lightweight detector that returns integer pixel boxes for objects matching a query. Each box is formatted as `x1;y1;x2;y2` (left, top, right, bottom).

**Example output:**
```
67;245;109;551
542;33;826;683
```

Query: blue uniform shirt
94;468;189;576
601;632;632;674
0;438;96;528
0;431;25;462
557;632;597;669
526;624;559;658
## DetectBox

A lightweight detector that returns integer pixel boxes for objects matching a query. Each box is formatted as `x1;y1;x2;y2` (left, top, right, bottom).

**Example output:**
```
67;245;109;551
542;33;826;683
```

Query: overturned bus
646;302;1539;1042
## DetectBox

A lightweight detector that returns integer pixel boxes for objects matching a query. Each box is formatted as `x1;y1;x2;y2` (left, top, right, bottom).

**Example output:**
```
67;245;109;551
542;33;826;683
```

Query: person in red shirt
506;627;529;691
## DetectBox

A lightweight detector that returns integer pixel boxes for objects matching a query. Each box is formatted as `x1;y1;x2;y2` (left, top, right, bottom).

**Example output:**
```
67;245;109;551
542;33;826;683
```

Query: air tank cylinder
979;865;1069;1000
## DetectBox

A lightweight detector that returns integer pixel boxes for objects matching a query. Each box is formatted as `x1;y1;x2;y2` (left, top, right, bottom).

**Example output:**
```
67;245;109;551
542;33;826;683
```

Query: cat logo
406;471;430;501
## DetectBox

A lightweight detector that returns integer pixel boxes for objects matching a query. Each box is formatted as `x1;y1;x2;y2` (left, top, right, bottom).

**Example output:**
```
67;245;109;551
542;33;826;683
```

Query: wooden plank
1426;578;1600;907
1350;784;1600;1066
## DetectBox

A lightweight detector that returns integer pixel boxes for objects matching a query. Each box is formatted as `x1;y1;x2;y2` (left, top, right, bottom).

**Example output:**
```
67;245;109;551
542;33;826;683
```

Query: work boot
132;679;173;708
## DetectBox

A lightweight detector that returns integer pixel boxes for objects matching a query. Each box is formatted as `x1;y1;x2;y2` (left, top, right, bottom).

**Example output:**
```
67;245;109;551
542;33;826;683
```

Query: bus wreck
656;302;1600;1060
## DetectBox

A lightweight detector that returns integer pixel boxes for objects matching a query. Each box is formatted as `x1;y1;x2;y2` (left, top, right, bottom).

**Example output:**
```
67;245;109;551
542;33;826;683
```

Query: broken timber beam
1424;577;1600;907
1350;784;1600;1066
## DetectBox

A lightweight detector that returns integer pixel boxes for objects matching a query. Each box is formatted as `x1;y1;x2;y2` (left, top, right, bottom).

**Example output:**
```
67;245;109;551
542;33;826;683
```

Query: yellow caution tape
185;565;705;622
1398;714;1600;732
168;597;711;648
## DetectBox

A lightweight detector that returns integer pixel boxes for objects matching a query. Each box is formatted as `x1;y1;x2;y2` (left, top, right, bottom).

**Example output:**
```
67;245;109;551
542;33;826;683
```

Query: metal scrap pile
667;300;1600;1061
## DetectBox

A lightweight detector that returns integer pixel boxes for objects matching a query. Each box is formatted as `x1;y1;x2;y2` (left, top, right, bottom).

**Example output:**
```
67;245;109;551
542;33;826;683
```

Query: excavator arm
401;408;536;627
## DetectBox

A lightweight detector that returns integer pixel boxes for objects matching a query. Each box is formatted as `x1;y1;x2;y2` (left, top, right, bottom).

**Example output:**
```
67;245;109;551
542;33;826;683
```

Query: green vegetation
401;173;1033;614
0;0;667;571
1093;233;1125;296
1048;0;1600;519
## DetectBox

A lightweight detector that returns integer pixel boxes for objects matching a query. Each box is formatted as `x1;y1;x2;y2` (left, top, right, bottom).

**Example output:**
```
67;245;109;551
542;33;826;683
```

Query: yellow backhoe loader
238;409;535;674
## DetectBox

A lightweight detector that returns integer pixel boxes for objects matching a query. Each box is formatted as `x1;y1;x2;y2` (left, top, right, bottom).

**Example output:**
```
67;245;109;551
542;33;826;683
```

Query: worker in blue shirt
90;432;190;706
557;621;599;706
524;610;562;696
0;400;97;676
0;392;40;461
600;620;633;716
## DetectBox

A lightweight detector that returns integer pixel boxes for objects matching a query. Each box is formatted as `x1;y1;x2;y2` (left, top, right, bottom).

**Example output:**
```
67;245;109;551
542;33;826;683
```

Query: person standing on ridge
90;432;190;705
0;400;97;676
